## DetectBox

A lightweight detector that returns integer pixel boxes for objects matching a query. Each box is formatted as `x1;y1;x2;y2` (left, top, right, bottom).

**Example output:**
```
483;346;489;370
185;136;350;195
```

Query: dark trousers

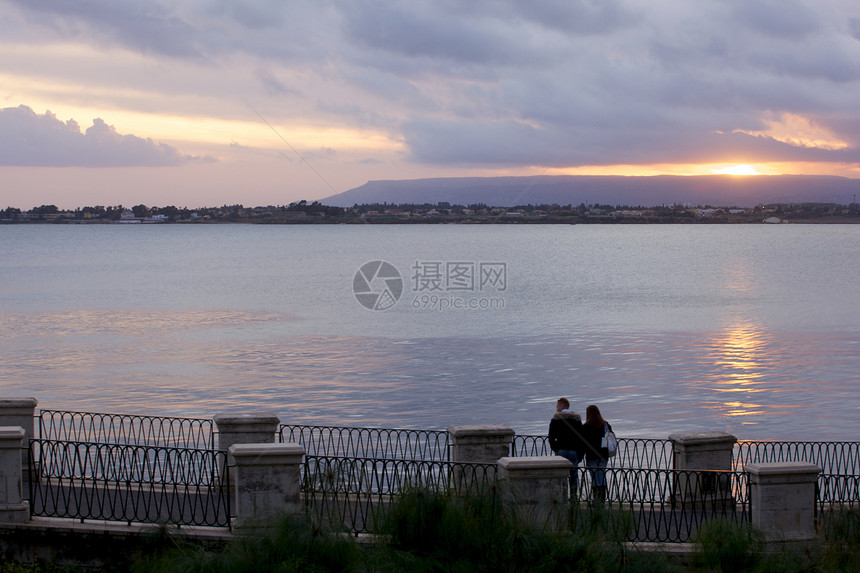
556;449;579;497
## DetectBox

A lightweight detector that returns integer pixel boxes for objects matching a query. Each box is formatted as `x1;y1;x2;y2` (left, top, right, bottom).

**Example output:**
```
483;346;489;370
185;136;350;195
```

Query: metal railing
38;409;216;449
512;435;674;470
818;475;860;542
280;424;450;461
302;455;497;533
575;467;750;543
27;439;231;527
301;454;749;542
734;440;860;476
22;413;858;539
817;473;860;513
277;425;676;470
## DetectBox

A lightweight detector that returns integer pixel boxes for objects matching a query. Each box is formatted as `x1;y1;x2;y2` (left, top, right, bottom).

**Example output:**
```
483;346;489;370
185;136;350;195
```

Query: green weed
693;518;764;572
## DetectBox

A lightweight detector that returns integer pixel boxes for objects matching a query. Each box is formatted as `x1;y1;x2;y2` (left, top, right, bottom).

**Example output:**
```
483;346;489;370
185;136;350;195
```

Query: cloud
3;0;860;174
0;105;208;167
5;0;207;59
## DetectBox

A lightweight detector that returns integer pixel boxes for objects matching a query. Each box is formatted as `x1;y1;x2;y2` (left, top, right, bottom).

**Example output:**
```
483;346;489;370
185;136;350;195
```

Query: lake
1;223;858;440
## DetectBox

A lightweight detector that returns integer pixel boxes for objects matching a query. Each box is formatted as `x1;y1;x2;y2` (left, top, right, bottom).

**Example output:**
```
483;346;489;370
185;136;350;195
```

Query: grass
137;513;359;573
135;488;683;573
819;506;860;573
8;496;860;572
693;518;764;572
690;507;860;573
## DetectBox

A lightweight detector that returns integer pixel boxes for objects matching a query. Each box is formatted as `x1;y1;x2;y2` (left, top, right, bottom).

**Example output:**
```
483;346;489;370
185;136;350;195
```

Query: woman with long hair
581;404;612;503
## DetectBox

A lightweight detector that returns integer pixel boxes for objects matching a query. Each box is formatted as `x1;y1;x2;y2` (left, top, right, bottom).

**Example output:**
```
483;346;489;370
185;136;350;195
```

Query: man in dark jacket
548;397;584;497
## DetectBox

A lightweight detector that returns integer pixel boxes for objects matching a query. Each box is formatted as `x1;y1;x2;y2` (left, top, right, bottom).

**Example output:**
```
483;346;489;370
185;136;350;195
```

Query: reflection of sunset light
711;323;772;416
724;401;766;419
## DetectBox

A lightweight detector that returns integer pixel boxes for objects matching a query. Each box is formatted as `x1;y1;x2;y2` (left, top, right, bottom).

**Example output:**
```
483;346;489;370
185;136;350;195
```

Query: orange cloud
734;112;850;151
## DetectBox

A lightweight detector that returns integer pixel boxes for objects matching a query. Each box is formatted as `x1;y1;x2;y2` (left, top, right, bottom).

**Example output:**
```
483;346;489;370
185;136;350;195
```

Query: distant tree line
3;198;859;224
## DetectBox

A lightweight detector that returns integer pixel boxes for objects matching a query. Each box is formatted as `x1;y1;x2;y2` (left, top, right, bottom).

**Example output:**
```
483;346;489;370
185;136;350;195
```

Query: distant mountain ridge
322;174;860;208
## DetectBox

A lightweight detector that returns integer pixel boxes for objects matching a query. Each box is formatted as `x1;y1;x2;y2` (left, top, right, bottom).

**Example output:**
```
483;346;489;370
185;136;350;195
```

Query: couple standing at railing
548;397;613;503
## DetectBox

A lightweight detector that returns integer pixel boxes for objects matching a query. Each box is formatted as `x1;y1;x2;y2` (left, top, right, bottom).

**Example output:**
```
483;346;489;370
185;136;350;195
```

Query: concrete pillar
497;456;572;530
213;413;280;486
0;427;29;523
747;462;820;542
669;431;736;504
447;425;515;463
213;413;280;461
669;431;736;471
230;442;305;523
0;398;38;474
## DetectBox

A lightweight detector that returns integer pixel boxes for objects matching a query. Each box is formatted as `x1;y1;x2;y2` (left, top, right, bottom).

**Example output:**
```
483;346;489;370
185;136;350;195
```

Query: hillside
322;174;860;208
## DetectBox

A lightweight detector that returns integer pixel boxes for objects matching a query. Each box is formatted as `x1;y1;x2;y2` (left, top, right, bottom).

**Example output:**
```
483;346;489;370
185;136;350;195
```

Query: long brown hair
585;404;606;427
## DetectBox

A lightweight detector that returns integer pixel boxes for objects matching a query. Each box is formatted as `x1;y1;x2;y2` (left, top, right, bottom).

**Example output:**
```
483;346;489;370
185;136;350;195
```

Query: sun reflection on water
705;322;781;424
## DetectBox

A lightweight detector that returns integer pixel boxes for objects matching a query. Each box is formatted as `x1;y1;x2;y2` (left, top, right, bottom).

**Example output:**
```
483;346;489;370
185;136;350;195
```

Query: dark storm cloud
510;0;637;36
0;106;206;167
340;2;539;66
393;1;860;167
6;0;208;58
403;114;860;168
731;0;819;40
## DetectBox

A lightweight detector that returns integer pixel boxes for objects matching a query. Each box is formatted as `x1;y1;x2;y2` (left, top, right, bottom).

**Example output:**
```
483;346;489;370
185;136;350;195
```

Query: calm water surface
1;224;858;440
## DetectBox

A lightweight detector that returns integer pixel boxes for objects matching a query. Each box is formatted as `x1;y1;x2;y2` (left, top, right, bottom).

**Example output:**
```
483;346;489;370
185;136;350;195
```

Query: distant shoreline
4;200;859;225
4;215;860;225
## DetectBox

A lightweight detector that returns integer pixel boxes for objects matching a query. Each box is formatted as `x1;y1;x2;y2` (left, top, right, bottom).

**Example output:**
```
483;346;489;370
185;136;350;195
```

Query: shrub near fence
28;439;231;527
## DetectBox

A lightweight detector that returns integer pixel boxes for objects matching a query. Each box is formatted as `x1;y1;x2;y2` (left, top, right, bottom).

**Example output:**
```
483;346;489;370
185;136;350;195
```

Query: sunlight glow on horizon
547;161;860;178
710;164;763;175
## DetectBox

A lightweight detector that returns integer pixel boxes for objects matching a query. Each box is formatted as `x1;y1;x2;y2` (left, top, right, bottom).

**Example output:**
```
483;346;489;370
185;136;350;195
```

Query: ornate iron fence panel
817;473;860;512
512;435;674;470
818;473;860;541
302;455;497;533
28;439;230;527
510;433;553;457
38;410;215;449
280;425;449;461
572;467;750;543
734;440;860;476
301;454;748;542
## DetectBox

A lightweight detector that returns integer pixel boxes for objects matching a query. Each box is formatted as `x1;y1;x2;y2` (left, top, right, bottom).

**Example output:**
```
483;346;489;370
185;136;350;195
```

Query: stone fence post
669;431;737;504
0;426;29;523
0;398;38;476
747;462;820;542
497;456;572;530
447;425;515;463
213;413;280;482
669;431;736;471
230;442;305;524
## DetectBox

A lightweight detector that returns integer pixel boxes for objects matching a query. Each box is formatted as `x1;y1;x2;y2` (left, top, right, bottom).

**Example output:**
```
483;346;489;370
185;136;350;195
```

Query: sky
2;0;860;210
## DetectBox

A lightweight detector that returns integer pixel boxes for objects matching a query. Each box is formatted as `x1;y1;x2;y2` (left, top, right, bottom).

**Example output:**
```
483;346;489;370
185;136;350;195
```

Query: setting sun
711;164;762;176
